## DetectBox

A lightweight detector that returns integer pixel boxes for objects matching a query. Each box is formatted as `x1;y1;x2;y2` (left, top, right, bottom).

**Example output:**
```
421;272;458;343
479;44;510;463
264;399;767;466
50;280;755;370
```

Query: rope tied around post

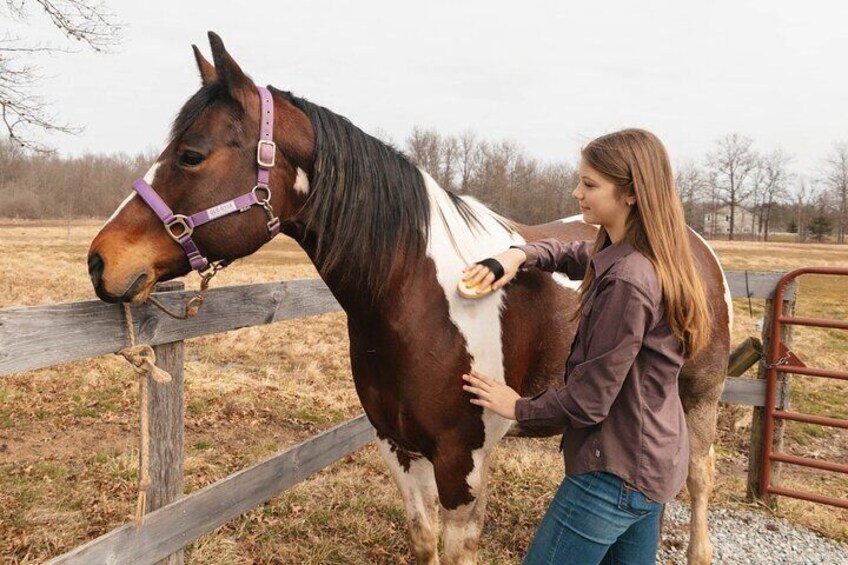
117;302;172;530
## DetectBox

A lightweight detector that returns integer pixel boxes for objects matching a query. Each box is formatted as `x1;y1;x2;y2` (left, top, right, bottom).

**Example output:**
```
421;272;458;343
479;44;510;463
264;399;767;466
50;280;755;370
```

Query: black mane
279;88;508;299
172;83;509;299
280;89;431;298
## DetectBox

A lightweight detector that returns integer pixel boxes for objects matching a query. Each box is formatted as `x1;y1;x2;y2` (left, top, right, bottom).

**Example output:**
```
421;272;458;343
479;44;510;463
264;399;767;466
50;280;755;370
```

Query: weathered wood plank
726;271;796;301
148;281;185;565
720;376;787;408
1;272;787;378
0;278;342;376
728;337;762;377
47;414;376;565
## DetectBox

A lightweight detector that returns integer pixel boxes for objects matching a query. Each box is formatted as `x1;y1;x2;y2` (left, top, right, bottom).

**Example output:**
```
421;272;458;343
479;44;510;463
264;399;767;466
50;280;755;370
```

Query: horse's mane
276;87;515;298
171;83;515;299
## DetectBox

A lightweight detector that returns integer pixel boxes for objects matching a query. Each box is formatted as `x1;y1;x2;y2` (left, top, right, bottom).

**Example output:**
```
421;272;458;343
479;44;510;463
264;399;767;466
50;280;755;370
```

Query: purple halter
131;85;281;272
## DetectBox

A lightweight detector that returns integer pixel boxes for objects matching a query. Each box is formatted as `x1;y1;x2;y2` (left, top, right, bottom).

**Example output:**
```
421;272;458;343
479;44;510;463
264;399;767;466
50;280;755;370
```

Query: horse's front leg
435;447;493;565
434;410;510;565
377;437;441;565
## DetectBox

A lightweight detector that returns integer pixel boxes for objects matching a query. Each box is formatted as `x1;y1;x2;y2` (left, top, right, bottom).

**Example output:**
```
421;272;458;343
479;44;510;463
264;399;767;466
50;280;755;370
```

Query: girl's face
572;160;634;232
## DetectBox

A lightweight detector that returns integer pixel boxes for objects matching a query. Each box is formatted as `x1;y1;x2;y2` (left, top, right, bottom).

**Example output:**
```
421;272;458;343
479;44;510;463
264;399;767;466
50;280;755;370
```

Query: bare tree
823;141;848;244
439;135;459;191
458;130;481;195
406;126;441;177
674;160;709;229
707;133;756;240
792;178;818;243
0;0;122;151
747;154;768;237
758;148;792;241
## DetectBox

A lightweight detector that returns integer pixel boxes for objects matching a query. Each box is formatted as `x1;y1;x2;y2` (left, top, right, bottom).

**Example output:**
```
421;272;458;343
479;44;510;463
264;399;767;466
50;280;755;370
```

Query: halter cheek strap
132;85;281;273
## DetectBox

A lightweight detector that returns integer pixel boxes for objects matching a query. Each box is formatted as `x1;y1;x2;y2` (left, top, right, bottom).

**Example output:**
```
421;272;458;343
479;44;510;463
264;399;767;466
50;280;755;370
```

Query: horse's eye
179;151;205;167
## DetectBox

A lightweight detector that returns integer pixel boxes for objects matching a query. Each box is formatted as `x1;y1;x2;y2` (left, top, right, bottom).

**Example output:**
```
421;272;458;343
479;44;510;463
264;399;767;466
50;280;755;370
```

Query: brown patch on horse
499;219;597;437
336;255;484;510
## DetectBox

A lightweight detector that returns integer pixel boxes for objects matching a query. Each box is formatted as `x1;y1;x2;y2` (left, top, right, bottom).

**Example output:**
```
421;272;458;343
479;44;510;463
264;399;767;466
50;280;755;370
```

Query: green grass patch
187;397;210;416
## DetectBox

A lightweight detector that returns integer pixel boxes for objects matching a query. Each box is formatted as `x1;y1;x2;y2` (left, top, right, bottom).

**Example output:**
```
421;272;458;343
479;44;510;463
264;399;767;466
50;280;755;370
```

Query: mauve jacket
513;238;689;503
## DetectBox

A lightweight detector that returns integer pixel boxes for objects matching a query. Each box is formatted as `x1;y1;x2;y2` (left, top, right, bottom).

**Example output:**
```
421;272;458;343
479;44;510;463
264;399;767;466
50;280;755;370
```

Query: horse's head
88;32;314;304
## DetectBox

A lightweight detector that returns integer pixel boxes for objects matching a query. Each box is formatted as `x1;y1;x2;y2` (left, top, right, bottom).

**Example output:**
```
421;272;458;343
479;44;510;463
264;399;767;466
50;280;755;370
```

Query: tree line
676;134;847;243
0;131;846;244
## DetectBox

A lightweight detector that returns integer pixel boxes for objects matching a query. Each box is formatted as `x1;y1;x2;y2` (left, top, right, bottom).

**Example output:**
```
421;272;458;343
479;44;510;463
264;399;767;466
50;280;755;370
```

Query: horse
87;32;730;564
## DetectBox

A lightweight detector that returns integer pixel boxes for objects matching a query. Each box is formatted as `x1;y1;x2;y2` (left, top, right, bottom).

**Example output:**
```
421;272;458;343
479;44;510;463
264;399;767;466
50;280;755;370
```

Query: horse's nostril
88;253;104;287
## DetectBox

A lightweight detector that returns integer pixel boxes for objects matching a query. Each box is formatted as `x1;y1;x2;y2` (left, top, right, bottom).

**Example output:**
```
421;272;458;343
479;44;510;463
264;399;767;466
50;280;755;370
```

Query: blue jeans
523;472;663;565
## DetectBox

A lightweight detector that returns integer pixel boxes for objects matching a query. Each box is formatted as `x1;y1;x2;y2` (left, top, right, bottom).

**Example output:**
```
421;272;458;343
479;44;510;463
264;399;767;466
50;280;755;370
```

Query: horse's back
516;215;598;243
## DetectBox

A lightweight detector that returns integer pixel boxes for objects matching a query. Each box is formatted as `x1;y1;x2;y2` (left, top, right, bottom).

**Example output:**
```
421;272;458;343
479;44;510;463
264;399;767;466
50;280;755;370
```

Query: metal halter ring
165;215;193;242
252;185;272;204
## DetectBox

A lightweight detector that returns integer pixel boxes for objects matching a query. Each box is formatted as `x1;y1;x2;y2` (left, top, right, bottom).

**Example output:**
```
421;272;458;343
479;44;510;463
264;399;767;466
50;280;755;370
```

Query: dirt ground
0;221;846;563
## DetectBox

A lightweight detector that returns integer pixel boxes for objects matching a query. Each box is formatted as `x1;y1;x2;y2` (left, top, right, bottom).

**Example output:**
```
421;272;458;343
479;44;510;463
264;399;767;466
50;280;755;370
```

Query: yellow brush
457;278;494;299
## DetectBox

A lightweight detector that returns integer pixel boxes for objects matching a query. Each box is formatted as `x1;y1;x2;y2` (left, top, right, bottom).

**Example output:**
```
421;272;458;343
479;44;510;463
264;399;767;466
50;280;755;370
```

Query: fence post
147;281;185;565
746;286;796;505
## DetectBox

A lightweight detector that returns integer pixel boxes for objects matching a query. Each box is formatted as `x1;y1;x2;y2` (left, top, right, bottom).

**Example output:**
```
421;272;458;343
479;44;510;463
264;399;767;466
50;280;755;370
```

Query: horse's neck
295;172;522;323
292;228;404;316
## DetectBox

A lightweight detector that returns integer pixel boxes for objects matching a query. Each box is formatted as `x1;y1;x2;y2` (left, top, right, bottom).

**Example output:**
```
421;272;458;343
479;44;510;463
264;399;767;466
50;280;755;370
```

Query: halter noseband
131;85;281;273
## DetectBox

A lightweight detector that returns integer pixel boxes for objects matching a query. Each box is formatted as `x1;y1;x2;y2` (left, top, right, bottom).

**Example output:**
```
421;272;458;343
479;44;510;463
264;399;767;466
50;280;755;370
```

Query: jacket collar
591;238;635;277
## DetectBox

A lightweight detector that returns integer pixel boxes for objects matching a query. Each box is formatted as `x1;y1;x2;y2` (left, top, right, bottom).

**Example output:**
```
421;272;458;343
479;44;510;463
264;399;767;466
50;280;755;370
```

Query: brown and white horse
88;33;730;564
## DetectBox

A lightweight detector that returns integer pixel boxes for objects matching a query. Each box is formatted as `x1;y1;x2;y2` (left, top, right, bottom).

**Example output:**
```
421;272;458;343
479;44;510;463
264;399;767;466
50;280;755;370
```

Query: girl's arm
513;238;593;280
461;238;593;295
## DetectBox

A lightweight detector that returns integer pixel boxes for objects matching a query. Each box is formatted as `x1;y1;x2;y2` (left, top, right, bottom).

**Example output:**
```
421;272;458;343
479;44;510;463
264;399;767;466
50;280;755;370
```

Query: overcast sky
9;0;847;176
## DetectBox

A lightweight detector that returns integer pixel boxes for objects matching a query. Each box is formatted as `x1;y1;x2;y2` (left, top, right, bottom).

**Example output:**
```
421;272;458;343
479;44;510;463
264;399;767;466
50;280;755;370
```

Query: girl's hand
462;370;520;420
461;248;526;295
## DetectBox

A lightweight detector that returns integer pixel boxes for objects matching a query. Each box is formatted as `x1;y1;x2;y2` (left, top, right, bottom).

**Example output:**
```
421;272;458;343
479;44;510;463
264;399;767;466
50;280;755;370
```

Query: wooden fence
0;272;794;563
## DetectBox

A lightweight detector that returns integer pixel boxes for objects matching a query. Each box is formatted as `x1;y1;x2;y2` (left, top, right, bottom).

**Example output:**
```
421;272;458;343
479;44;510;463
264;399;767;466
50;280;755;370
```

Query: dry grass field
0;220;846;563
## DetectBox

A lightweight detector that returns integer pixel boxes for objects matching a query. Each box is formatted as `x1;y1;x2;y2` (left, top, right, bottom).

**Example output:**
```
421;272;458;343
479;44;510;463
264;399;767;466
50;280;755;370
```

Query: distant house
703;205;755;237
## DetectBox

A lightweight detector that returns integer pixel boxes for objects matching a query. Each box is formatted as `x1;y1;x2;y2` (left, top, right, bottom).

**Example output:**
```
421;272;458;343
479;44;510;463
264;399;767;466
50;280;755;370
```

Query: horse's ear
207;31;253;100
192;45;217;86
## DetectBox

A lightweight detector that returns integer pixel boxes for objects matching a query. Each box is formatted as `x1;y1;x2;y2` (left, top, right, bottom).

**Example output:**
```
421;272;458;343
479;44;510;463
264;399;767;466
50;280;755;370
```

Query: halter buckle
257;140;276;168
165;215;193;242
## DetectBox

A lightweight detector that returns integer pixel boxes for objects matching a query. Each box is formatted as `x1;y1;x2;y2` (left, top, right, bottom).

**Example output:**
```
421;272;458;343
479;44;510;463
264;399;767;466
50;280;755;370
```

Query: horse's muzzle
88;252;148;303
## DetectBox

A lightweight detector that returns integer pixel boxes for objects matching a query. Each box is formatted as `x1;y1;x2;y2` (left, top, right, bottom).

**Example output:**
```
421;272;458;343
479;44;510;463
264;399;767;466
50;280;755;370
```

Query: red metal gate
761;266;848;509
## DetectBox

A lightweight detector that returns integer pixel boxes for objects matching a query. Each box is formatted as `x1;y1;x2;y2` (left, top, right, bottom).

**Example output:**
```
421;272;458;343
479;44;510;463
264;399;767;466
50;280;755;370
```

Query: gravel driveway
658;501;848;564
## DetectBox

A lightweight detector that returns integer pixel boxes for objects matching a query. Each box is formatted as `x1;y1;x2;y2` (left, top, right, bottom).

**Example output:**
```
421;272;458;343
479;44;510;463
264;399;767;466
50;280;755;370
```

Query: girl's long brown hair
578;129;711;358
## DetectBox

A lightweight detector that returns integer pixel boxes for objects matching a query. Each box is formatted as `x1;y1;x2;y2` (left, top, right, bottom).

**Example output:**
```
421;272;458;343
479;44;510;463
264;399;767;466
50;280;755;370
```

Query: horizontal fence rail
2;271;789;378
0;279;342;376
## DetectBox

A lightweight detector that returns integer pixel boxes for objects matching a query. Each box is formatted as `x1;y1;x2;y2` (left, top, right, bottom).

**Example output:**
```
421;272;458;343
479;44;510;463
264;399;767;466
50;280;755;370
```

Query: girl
460;129;710;564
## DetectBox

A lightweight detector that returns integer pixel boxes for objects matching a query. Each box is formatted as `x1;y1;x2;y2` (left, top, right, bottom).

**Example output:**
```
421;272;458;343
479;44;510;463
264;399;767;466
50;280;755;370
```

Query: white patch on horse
376;439;438;560
143;162;160;185
103;162;159;229
552;272;582;291
102;192;136;229
560;213;585;223
420;169;519;477
691;228;733;333
293;167;310;195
